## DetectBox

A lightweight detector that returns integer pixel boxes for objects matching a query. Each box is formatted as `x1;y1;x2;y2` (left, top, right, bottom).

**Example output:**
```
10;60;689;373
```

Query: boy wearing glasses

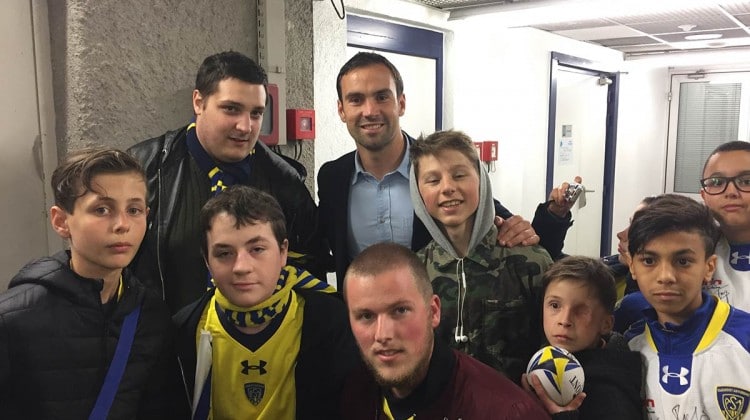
700;140;750;312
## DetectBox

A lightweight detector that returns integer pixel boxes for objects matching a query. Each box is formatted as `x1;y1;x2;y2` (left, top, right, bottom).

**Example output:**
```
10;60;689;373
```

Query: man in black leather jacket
128;51;326;314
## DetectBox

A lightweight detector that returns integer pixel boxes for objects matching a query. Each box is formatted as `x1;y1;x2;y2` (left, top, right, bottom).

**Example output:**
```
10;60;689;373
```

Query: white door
666;71;750;199
347;47;437;138
0;0;55;288
553;68;609;258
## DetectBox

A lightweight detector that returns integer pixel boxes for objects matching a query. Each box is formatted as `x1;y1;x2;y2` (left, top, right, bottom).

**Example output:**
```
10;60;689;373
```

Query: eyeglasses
700;174;750;195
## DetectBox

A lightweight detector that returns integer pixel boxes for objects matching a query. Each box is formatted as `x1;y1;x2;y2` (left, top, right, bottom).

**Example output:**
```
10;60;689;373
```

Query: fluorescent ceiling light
684;33;724;40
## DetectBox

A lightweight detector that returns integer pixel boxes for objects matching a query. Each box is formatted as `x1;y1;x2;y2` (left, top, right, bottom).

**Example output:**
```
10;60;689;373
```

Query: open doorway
547;52;620;257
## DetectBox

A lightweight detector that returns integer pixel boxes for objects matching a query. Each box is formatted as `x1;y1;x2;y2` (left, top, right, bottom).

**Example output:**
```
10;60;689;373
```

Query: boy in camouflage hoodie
409;130;552;383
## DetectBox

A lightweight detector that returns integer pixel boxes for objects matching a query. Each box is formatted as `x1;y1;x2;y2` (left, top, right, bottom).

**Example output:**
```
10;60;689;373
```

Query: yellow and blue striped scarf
214;265;335;328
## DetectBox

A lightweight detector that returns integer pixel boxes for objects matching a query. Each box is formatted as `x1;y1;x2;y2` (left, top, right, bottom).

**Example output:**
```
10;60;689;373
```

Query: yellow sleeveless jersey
198;292;304;420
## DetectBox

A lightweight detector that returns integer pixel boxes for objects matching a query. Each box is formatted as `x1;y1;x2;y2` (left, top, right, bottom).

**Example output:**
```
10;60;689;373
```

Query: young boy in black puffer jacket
524;256;643;420
0;149;175;419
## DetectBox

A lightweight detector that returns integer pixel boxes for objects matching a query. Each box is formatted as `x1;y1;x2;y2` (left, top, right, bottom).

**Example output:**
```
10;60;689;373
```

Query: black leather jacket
128;126;326;312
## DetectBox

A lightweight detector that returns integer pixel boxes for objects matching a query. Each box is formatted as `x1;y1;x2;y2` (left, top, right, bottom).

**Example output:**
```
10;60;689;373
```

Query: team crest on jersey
717;386;750;420
245;382;265;406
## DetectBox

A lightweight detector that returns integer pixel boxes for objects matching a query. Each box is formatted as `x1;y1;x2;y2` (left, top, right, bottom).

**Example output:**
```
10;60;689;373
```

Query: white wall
448;24;625;224
612;50;750;252
611;63;670;252
313;0;750;255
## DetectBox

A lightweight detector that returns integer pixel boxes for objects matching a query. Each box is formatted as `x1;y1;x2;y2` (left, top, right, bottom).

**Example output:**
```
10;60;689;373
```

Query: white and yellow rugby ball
526;345;585;406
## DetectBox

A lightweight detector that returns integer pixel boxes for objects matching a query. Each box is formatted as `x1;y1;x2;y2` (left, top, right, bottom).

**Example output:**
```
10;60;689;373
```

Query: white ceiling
411;0;750;58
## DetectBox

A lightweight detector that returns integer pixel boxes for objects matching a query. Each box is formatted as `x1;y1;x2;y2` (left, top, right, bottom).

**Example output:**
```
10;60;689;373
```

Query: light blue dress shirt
347;144;414;260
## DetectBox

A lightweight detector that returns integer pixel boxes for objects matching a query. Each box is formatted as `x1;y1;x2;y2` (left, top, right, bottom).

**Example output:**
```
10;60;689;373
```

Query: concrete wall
47;0;317;192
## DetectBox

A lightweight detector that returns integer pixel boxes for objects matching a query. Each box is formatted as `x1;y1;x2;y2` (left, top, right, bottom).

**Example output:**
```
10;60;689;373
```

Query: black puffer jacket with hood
0;251;175;419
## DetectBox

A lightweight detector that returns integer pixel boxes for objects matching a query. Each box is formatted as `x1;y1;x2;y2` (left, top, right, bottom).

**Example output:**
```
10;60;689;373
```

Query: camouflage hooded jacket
409;147;552;382
417;226;552;382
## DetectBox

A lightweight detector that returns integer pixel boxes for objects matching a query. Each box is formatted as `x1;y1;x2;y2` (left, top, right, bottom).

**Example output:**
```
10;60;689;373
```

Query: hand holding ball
526;346;585;406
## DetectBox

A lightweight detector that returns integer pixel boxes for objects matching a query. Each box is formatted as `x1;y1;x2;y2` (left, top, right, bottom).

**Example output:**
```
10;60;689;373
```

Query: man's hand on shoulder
495;215;539;247
546;176;583;218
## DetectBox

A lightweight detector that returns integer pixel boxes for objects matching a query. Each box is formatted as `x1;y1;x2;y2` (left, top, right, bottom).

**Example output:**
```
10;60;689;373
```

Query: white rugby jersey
628;294;750;420
706;238;750;313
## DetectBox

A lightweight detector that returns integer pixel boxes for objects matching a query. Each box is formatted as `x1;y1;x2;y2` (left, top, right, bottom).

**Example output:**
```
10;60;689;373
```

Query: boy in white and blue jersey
626;193;750;419
701;140;750;312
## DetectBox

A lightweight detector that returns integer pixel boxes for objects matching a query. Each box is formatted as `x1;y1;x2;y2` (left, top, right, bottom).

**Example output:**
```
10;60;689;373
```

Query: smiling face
337;63;405;153
629;230;716;326
205;212;288;308
193;78;266;163
346;266;441;399
51;172;148;280
416;150;480;235
701;150;750;242
543;279;613;353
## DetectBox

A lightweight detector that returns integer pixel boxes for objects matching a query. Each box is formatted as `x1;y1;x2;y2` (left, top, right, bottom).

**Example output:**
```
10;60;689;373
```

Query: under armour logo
662;365;689;385
731;251;750;265
241;360;267;375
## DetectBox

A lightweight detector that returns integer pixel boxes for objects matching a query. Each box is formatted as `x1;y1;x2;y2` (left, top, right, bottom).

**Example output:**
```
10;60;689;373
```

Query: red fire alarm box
478;141;498;162
286;109;316;141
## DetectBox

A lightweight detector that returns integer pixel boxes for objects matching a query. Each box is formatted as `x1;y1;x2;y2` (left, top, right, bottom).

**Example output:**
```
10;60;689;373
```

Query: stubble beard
352;120;396;153
363;333;434;398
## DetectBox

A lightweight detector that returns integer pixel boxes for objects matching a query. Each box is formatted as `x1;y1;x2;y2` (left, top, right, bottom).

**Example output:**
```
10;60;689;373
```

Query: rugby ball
526;345;585;406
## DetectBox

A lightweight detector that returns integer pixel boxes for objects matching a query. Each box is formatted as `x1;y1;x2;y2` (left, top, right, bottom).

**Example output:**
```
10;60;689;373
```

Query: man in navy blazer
319;52;574;289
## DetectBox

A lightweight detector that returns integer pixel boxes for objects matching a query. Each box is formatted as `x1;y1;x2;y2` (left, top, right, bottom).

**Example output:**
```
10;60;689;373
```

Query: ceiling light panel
659;28;747;41
533;18;612;31
622;16;738;34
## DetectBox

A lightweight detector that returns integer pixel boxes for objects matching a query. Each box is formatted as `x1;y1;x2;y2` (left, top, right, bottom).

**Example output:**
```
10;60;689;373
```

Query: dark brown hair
51;148;145;213
542;256;617;313
199;185;286;257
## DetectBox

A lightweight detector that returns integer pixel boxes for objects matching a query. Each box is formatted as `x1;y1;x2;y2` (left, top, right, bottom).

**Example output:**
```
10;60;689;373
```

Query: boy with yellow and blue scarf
174;185;357;420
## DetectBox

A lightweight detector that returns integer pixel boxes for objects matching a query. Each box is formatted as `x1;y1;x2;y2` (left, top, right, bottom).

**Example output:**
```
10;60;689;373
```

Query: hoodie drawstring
454;258;468;343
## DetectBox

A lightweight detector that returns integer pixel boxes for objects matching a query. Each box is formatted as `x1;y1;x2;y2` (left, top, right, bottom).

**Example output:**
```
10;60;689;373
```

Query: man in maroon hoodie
341;242;550;419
